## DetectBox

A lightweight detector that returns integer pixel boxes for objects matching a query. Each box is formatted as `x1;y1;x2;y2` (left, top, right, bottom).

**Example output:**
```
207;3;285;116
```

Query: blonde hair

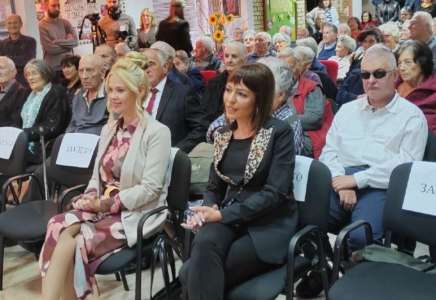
105;51;149;119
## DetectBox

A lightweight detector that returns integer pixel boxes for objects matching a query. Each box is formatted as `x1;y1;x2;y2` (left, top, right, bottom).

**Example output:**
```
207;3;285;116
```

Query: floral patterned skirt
39;209;127;299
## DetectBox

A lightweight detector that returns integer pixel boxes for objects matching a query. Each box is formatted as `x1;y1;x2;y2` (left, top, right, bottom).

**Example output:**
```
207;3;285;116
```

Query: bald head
6;14;23;37
79;54;105;91
95;44;116;73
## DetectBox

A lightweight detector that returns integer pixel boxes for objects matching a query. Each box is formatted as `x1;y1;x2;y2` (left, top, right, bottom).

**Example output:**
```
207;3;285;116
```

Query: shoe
295;270;324;299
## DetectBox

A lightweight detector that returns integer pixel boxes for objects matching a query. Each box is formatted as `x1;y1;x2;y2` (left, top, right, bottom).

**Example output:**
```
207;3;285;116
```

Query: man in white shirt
320;44;428;249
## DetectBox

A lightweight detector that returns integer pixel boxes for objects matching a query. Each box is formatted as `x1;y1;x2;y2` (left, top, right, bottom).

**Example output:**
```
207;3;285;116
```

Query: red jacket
293;78;333;158
397;74;436;133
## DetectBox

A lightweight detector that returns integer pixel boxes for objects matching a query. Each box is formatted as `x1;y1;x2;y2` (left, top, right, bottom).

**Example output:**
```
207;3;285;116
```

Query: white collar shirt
144;76;167;119
319;93;428;189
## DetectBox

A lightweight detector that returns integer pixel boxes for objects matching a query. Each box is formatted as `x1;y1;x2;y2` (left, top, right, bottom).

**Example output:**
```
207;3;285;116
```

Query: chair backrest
423;131;436;162
0;130;27;176
167;150;191;213
48;134;98;187
319;60;338;83
200;70;218;85
297;158;332;232
383;162;436;246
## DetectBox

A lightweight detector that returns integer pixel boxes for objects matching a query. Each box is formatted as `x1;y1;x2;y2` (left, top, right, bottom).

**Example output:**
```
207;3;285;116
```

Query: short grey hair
279;25;291;36
24;59;53;83
363;44;397;70
323;22;338;34
413;11;433;33
143;48;169;65
258;57;294;95
223;40;247;58
80;54;105;72
338;23;351;36
272;32;290;46
293;46;315;66
296;37;318;58
0;56;16;74
337;34;356;53
151;41;176;59
255;31;272;44
277;47;295;58
379;22;400;42
243;29;256;40
195;36;214;53
175;50;190;65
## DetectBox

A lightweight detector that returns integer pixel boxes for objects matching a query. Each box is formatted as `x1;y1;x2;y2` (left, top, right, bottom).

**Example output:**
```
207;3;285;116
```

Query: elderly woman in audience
307;0;339;30
242;29;256;54
399;7;413;25
207;57;305;155
347;17;361;39
247;31;274;62
180;63;297;300
361;11;378;29
20;59;68;165
39;52;172;300
379;22;401;52
202;40;246;123
290;46;333;158
396;40;436;133
137;8;157;49
60;55;81;107
272;32;291;52
328;35;357;81
400;20;412;42
338;23;351;37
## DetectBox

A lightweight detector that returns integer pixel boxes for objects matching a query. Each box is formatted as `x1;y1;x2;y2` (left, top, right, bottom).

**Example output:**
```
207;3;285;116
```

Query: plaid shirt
206;103;305;155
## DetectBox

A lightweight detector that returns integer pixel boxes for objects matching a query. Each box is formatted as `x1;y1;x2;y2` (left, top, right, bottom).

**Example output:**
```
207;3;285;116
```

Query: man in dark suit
142;48;207;153
0;56;29;127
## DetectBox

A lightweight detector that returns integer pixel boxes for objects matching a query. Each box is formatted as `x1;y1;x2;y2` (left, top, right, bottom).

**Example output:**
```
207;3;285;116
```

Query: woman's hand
72;193;103;213
191;205;223;223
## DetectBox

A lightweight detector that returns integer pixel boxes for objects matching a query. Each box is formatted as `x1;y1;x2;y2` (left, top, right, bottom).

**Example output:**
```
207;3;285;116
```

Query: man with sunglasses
320;44;428;251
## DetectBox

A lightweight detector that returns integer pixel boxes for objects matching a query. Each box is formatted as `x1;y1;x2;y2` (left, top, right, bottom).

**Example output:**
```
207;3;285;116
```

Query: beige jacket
87;114;172;247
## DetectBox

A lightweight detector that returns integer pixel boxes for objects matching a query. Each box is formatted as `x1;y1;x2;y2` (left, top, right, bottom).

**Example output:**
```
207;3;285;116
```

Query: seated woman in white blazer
39;52;172;300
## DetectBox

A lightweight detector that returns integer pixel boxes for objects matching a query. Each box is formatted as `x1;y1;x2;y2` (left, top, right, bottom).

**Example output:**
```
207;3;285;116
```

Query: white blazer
87;113;172;247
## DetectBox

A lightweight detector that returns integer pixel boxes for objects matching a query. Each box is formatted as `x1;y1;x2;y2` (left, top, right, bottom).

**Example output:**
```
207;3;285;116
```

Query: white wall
14;0;42;58
125;0;154;28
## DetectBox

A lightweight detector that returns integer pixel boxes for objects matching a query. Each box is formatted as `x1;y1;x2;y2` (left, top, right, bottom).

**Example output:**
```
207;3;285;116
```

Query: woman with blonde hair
39;51;172;300
137;8;157;49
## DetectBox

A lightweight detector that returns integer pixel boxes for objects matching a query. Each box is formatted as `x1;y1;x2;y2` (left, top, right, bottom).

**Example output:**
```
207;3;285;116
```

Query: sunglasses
360;69;391;80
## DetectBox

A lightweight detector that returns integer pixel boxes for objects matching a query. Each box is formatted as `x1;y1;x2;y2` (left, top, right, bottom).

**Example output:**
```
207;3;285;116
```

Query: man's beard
48;10;60;19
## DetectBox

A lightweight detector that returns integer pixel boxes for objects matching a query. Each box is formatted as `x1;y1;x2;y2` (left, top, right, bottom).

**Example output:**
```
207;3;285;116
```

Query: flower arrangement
208;12;234;43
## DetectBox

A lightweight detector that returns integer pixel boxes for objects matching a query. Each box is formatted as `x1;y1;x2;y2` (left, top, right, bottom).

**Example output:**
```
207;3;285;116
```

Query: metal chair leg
115;272;121;281
0;235;4;290
120;269;129;291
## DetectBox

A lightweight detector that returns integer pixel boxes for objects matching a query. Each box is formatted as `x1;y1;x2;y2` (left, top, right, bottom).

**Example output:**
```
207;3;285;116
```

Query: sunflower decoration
213;30;225;43
219;14;227;25
226;14;234;23
208;14;218;25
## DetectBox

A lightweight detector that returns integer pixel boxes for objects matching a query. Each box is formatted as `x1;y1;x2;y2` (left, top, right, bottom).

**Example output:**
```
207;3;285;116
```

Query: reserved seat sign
0;127;22;160
293;155;313;202
402;161;436;216
56;133;99;168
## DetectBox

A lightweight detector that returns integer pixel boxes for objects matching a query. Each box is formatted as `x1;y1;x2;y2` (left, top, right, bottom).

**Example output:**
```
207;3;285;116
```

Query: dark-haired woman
397;40;436;133
180;63;297;300
361;11;378;30
60;55;81;109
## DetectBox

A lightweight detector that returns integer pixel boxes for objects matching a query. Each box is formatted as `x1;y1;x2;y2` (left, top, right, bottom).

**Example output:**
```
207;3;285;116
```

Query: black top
220;138;252;185
156;18;193;55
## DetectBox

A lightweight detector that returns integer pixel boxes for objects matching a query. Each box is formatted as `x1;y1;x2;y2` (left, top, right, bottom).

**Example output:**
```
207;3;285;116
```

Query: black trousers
180;222;278;300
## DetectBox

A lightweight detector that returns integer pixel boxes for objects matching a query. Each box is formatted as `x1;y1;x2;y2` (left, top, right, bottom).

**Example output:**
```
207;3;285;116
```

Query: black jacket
156;18;193;55
156;78;208;153
202;71;228;124
0;81;29;127
203;118;298;264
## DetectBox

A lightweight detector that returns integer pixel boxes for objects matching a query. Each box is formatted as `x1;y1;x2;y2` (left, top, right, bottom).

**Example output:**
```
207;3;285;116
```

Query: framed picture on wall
223;0;240;16
0;0;15;39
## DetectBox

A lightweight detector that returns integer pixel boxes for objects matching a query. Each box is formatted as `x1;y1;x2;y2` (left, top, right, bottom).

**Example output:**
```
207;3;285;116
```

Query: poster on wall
265;0;297;39
0;0;15;39
223;0;240;17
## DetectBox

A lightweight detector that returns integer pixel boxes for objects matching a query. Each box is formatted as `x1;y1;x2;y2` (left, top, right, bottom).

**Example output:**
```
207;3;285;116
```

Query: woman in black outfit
180;63;298;300
60;55;81;109
21;59;68;165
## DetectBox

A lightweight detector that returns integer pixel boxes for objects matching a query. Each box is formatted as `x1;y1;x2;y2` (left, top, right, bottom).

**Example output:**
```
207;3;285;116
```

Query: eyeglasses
360;69;392;79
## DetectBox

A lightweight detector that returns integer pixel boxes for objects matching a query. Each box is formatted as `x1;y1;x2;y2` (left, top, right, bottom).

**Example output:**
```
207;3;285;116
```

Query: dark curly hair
396;40;434;79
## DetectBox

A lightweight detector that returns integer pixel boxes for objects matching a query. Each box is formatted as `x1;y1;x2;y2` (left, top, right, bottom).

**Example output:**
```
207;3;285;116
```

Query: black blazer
156;78;208;153
203;118;298;264
19;84;69;163
0;81;29;127
201;71;228;124
156;19;193;55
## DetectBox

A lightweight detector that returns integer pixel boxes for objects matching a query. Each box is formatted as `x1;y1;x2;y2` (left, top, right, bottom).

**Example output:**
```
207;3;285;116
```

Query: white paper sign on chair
56;133;99;168
293;155;313;202
0;127;22;160
402;161;436;216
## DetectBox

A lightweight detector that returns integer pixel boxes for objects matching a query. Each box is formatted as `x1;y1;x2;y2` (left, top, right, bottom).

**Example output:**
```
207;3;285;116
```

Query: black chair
424;131;436;162
0;133;96;290
188;157;332;300
328;162;436;300
0;130;27;180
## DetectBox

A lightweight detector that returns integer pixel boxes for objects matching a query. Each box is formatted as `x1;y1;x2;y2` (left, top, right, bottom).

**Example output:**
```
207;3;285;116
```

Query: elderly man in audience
409;11;436;71
318;23;338;60
320;44;428;251
0;14;36;86
25;55;108;202
38;0;78;74
379;22;401;52
201;41;246;124
206;57;305;155
94;44;117;76
290;46;333;158
336;27;384;106
142;48;208;153
328;35;356;81
247;31;274;62
192;36;221;71
0;56;29;127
